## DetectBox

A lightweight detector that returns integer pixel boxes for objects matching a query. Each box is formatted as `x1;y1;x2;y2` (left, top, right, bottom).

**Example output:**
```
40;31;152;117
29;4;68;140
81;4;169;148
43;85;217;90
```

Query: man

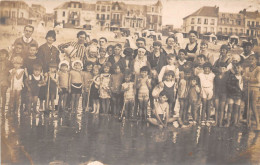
240;41;255;61
99;37;108;49
133;37;150;59
58;31;89;61
13;25;38;59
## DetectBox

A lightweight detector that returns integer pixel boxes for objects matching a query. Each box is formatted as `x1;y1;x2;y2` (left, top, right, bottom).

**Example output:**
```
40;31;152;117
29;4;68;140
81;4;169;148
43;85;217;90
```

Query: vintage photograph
1;0;260;164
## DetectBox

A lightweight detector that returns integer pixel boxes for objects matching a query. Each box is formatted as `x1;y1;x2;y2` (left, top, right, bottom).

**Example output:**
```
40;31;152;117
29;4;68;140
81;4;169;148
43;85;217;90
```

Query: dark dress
90;76;100;100
28;74;43;97
226;71;243;99
185;42;198;61
147;51;167;74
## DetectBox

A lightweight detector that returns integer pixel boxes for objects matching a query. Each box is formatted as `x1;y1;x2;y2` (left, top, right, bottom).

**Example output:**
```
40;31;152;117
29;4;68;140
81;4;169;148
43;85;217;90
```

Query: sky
25;0;260;28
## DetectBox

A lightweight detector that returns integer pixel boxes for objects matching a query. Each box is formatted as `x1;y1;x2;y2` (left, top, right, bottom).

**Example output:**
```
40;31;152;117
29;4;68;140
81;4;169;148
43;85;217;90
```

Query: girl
45;62;59;111
0;49;11;113
82;62;93;112
226;62;244;127
158;54;179;82
213;44;232;74
185;30;199;61
159;70;176;117
57;60;70;111
137;66;152;121
121;72;135;119
99;62;112;114
163;36;179;55
97;47;108;66
90;65;101;114
110;65;124;116
69;60;83;113
26;64;45;114
198;40;214;65
9;56;25;114
198;62;215;126
213;62;228;127
244;55;260;130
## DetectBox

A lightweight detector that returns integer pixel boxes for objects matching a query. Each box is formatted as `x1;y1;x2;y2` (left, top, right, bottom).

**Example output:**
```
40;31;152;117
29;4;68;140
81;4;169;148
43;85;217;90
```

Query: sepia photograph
0;0;260;164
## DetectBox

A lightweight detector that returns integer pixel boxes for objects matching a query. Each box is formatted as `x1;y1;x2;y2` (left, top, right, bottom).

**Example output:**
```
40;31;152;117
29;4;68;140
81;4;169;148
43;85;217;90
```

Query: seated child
147;91;178;128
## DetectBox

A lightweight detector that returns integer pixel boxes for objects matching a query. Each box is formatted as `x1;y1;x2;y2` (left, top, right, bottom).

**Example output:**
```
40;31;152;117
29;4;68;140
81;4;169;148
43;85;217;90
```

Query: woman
185;30;199;62
108;43;124;73
163;36;179;55
37;30;60;110
148;41;167;74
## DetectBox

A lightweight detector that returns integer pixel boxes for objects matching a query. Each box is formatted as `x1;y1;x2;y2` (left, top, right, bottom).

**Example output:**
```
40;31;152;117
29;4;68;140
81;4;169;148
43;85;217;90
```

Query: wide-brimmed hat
59;60;70;70
45;30;56;41
71;59;83;70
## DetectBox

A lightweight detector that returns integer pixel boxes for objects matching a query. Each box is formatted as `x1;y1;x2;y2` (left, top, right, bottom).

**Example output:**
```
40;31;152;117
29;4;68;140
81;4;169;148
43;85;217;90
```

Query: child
198;62;215;125
158;54;179;82
187;75;201;125
177;70;190;126
90;65;101;114
57;60;70;111
26;64;45;114
194;54;206;76
110;65;124;116
226;62;244;127
147;91;177;128
45;62;59;111
121;71;135;119
122;48;134;72
133;47;151;75
84;46;97;67
244;55;260;130
11;43;23;60
213;44;232;74
177;49;187;70
9;56;25;114
137;66;152;121
159;70;176;117
0;49;12;112
23;44;39;76
213;62;228;127
198;40;214;65
99;62;112;114
97;47;108;66
82;62;93;112
69;60;83;113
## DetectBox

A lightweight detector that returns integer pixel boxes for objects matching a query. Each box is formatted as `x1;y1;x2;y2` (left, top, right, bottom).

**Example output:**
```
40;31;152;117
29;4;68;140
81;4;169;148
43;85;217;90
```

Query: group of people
0;25;259;130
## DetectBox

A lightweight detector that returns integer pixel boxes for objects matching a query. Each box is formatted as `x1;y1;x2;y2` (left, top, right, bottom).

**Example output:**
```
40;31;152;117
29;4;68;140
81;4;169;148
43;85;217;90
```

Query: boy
82;62;93;112
148;91;177;128
198;62;215;125
158;54;179;82
213;62;228;127
194;54;206;76
226;62;244;127
11;43;23;60
24;44;39;76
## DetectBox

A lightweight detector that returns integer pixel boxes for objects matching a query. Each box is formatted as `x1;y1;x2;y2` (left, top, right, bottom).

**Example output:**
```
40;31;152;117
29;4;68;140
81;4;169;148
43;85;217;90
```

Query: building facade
183;6;219;35
0;0;30;25
54;0;163;32
183;6;260;37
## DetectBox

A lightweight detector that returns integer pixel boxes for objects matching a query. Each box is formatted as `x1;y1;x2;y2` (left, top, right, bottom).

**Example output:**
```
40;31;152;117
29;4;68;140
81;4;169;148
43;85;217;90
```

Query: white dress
9;68;25;91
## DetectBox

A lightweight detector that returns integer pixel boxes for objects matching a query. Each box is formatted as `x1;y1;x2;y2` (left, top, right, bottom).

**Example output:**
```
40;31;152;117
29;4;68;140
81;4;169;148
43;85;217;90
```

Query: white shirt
23;36;32;43
198;72;215;89
134;56;147;74
158;65;179;82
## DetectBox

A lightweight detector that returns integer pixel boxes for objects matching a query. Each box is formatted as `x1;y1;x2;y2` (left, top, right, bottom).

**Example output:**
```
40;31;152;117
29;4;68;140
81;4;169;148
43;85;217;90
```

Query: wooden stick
45;73;51;111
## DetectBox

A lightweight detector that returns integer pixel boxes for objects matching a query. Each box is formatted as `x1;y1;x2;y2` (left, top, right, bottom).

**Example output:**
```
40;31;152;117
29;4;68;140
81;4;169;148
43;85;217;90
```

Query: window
21;12;24;18
204;19;208;25
96;14;99;19
101;14;105;20
211;27;214;33
197;18;201;24
240;29;243;34
127;11;130;16
191;18;195;24
230;28;233;34
191;26;194;30
107;6;110;11
152;7;154;12
97;5;100;11
257;22;259;27
197;26;201;33
235;29;238;34
74;3;76;8
107;14;109;20
247;21;250;26
12;11;16;18
252;21;255;27
204;27;207;33
237;20;241;25
231;20;234;25
211;19;214;25
63;11;65;17
101;6;106;12
225;28;227;34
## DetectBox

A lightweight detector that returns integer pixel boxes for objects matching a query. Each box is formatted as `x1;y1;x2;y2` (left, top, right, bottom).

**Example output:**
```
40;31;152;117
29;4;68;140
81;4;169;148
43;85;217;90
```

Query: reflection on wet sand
1;107;260;165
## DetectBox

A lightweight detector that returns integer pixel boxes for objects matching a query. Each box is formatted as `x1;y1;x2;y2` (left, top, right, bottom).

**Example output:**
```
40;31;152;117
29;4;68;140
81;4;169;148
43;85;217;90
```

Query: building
0;0;30;25
218;12;245;36
29;4;46;26
183;6;219;35
240;9;260;37
54;0;163;32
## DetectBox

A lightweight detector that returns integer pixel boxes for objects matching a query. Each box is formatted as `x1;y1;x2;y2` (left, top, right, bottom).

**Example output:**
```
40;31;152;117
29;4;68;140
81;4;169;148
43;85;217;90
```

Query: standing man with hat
13;25;38;59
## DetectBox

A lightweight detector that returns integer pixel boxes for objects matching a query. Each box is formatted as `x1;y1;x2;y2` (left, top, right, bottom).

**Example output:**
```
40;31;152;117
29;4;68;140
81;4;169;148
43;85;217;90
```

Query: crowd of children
1;28;260;130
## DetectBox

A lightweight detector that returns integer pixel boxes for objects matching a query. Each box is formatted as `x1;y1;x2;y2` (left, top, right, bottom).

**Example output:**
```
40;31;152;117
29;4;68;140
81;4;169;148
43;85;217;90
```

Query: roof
183;6;219;19
244;11;259;19
54;2;69;10
82;3;95;11
154;0;163;7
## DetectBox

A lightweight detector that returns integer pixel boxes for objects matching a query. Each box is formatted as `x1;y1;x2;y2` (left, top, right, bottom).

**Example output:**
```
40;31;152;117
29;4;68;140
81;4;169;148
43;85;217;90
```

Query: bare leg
250;91;260;130
214;98;219;126
225;104;233;127
74;94;80;113
71;94;75;112
219;101;226;127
